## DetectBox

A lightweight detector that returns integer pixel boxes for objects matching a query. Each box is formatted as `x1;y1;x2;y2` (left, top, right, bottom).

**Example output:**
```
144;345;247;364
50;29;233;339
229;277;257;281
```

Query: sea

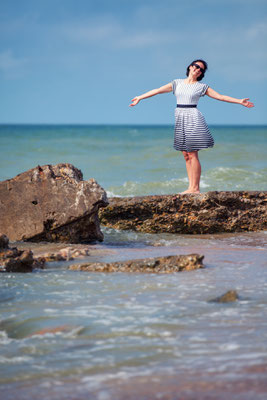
0;124;267;400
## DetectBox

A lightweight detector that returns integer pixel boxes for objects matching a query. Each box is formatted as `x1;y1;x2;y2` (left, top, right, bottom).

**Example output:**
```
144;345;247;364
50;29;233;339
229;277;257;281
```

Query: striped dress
172;79;214;152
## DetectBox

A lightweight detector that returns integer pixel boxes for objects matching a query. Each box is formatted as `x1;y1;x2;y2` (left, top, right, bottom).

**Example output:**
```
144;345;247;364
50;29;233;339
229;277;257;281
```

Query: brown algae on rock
69;253;204;273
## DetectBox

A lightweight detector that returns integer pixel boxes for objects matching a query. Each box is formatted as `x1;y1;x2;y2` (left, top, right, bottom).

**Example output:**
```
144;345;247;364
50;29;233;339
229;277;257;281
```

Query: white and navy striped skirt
174;107;214;152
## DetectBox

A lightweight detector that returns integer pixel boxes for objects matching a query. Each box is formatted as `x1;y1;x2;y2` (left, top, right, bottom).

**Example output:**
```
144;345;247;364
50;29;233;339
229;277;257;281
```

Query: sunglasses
192;63;205;73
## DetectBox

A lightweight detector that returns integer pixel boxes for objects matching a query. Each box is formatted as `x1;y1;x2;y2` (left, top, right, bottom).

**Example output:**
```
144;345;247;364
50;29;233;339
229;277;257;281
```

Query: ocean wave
106;167;266;197
107;177;194;197
0;330;13;345
203;167;267;190
0;355;33;364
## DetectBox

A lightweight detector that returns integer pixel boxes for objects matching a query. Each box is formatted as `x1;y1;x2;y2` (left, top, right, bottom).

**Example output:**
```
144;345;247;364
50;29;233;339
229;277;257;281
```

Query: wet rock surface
69;253;204;273
0;234;44;272
16;241;117;262
209;290;240;303
99;191;267;234
40;247;91;262
0;163;108;243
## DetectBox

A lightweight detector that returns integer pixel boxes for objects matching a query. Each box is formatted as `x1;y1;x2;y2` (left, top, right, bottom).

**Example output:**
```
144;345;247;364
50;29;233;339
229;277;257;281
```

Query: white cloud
58;14;124;46
59;16;176;49
62;20;121;43
155;19;267;82
56;15;267;83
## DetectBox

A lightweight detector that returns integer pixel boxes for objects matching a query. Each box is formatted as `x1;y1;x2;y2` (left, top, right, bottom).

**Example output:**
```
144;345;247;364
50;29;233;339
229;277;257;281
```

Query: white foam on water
80;366;157;391
218;343;240;352
0;355;33;364
0;330;12;345
106;190;122;198
106;176;199;196
200;179;210;188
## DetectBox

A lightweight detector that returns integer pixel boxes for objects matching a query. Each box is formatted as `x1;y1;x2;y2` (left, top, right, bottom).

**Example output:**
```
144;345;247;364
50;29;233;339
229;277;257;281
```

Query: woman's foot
180;189;200;194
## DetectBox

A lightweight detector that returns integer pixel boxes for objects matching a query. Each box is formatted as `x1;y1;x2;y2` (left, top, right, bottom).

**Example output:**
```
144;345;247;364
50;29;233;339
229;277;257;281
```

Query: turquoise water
0;125;267;399
0;124;266;194
0;231;267;399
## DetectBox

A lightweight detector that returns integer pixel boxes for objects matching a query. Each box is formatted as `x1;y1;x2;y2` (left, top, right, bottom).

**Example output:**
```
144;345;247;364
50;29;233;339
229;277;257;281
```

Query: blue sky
0;0;266;124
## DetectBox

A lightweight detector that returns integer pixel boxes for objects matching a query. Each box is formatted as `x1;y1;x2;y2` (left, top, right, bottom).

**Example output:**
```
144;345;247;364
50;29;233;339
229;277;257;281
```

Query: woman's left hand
129;97;141;107
240;98;254;108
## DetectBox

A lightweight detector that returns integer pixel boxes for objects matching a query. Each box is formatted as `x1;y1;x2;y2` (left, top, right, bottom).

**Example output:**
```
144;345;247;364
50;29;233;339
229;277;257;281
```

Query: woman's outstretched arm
205;87;254;108
129;83;172;107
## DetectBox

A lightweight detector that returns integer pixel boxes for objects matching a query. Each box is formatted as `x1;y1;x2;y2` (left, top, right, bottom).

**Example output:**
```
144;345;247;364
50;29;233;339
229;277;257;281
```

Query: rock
0;236;44;272
69;253;204;273
15;242;113;262
0;234;9;249
40;247;90;262
209;290;239;303
99;191;267;234
0;163;108;243
41;252;69;262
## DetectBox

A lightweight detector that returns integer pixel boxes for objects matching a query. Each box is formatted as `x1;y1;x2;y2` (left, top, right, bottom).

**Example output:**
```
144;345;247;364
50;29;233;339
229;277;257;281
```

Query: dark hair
186;59;208;81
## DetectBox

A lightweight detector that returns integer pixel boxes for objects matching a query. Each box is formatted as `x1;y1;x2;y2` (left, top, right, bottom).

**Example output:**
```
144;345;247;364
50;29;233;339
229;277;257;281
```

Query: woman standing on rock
129;60;254;194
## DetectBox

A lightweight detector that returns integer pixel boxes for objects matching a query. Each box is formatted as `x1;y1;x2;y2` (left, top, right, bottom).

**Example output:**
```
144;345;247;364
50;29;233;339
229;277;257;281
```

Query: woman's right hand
240;98;254;108
129;96;141;107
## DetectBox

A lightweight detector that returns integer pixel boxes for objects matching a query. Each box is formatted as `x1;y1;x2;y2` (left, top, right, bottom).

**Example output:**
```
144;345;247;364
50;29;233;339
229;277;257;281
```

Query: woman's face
189;61;205;79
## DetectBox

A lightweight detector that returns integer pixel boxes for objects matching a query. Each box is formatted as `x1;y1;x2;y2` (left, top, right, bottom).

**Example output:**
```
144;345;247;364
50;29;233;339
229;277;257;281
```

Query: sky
0;0;266;125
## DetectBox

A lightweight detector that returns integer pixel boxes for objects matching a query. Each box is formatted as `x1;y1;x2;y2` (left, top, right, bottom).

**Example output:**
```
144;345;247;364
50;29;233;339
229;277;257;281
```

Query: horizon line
0;122;266;127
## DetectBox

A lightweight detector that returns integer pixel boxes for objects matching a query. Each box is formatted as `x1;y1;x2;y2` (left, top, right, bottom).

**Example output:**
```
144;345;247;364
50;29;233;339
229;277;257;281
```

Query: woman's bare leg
180;151;201;194
181;151;192;193
188;151;201;193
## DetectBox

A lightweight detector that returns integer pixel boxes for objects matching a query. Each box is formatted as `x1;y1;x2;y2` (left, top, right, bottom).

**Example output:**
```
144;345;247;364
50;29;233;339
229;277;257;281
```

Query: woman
130;59;254;194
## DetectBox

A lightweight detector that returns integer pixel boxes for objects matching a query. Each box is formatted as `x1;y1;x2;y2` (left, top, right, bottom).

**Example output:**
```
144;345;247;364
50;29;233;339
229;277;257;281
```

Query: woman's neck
184;76;198;84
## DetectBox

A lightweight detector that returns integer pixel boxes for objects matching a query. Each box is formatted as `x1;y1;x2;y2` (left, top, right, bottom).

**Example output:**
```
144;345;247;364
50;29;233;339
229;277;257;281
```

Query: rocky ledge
69;254;204;273
0;163;108;243
99;191;267;234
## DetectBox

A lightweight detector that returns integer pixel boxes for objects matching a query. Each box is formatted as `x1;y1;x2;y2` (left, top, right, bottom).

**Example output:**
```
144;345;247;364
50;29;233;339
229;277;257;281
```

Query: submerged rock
209;290;240;303
27;325;84;338
69;253;204;273
0;234;44;272
99;191;267;234
0;163;108;243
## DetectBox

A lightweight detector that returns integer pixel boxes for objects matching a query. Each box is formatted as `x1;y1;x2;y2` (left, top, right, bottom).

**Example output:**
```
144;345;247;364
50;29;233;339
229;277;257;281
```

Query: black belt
176;104;197;108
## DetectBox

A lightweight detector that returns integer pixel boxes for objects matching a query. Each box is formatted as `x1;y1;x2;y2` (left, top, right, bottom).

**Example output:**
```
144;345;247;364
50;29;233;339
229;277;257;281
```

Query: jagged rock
0;163;108;243
69;254;204;273
0;234;44;272
209;290;239;303
99;191;267;234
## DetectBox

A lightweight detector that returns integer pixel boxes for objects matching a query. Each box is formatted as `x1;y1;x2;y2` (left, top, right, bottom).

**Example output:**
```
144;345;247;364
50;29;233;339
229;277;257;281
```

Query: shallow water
0;124;266;398
1;230;267;399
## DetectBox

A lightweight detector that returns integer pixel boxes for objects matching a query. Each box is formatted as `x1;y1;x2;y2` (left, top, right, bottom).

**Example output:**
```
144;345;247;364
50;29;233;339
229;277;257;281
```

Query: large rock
69;254;204;273
99;191;267;234
0;164;108;243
